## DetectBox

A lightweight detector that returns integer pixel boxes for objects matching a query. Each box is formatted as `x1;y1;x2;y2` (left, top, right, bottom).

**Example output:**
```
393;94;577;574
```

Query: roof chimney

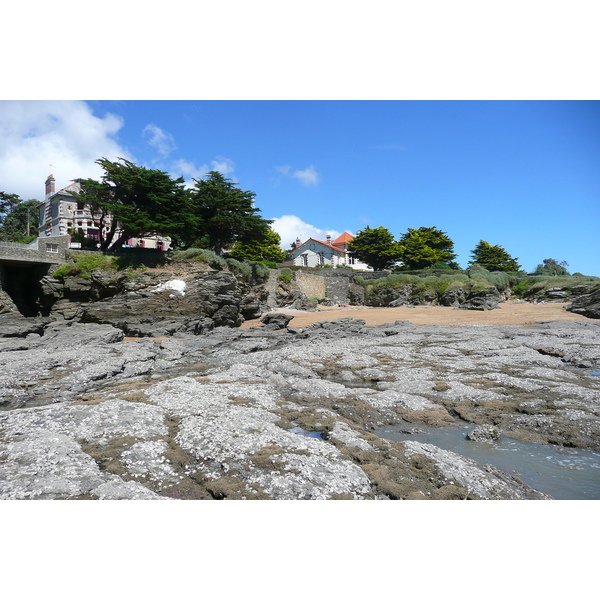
45;174;55;198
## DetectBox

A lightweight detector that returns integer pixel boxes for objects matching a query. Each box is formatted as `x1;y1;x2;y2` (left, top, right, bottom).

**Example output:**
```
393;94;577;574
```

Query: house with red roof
288;232;372;270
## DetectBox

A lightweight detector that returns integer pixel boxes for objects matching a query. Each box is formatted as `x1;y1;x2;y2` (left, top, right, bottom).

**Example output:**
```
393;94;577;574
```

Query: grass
53;254;119;279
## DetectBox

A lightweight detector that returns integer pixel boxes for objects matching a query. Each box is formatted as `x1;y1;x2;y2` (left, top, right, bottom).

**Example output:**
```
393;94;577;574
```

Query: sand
241;301;590;329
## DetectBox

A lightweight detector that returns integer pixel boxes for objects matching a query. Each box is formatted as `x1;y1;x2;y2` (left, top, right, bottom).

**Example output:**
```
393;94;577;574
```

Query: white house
289;232;372;270
38;174;170;250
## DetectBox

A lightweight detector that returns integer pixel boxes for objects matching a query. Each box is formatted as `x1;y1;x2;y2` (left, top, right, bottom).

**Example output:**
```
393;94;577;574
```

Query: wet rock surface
1;316;599;500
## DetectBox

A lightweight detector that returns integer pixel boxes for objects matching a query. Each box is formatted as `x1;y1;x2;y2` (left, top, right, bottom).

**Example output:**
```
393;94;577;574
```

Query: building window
46;244;59;253
318;252;325;265
302;254;308;267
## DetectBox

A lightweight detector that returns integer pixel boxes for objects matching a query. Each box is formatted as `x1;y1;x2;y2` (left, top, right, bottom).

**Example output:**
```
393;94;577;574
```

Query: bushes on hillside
170;248;228;270
53;254;118;279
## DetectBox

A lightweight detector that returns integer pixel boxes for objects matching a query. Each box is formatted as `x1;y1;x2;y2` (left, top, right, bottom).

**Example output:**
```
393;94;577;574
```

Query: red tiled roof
332;232;354;245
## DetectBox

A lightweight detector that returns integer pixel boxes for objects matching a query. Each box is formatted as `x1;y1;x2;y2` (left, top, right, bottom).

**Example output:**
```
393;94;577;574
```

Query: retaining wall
0;236;69;264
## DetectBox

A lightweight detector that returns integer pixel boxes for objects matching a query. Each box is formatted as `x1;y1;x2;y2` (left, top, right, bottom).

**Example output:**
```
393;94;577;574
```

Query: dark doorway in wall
0;263;50;317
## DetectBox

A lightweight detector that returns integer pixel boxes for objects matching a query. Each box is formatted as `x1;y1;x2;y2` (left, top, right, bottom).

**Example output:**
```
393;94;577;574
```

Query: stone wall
295;271;326;300
0;236;69;265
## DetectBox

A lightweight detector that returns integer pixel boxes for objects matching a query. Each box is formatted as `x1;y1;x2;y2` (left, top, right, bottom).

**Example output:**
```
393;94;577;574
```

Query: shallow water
375;424;600;500
290;425;325;440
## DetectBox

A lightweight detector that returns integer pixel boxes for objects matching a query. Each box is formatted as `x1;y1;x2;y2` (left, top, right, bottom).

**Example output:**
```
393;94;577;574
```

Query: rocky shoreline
2;311;599;500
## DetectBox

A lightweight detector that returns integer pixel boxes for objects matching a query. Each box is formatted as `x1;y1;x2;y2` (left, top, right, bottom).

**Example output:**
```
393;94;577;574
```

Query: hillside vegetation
54;249;600;309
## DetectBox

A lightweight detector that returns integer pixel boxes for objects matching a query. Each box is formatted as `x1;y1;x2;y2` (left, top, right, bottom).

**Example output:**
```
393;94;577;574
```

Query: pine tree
76;158;194;251
347;226;402;271
398;226;458;270
469;240;521;272
189;172;271;255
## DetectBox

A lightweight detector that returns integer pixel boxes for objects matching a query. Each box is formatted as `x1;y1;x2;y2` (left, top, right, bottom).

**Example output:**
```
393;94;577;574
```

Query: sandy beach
241;301;589;329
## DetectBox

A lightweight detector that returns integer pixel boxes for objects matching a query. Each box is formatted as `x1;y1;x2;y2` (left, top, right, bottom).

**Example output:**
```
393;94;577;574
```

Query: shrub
256;260;278;269
170;247;227;270
511;278;536;297
251;262;270;282
278;267;293;283
226;258;253;280
53;254;117;279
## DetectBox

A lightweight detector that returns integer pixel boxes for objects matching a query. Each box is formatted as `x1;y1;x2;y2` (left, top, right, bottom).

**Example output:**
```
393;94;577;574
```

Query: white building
289;232;372;270
38;174;170;250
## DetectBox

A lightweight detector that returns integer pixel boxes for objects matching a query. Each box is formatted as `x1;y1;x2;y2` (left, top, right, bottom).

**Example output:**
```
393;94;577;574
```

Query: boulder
80;271;244;336
458;287;501;311
440;287;467;307
290;295;318;311
0;314;49;338
544;287;569;300
0;289;18;315
466;424;501;442
566;287;600;320
260;312;294;330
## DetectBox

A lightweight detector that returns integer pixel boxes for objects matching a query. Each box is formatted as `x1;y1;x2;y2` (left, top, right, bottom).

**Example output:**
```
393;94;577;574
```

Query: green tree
0;194;40;242
76;158;195;251
469;240;521;272
0;192;21;217
533;258;569;276
188;171;271;256
347;226;402;271
398;226;458;270
229;227;287;263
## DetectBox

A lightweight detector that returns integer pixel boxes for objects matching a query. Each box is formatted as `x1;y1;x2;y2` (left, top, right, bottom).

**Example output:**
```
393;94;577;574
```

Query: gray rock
441;287;467;307
1;314;599;500
260;312;294;330
459;287;501;311
466;424;501;442
567;287;600;319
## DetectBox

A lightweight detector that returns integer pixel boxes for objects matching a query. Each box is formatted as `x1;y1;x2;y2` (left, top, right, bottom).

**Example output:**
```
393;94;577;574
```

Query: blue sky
1;100;598;275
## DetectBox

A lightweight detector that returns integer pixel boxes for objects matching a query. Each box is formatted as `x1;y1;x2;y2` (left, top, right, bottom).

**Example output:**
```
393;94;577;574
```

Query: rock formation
1;315;599;500
567;286;600;320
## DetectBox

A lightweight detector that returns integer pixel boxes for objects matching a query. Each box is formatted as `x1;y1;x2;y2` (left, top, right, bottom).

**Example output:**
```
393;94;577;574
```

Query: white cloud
171;159;206;186
270;215;344;249
171;156;236;188
143;123;176;157
292;165;319;186
275;164;320;186
210;156;235;176
0;100;132;201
